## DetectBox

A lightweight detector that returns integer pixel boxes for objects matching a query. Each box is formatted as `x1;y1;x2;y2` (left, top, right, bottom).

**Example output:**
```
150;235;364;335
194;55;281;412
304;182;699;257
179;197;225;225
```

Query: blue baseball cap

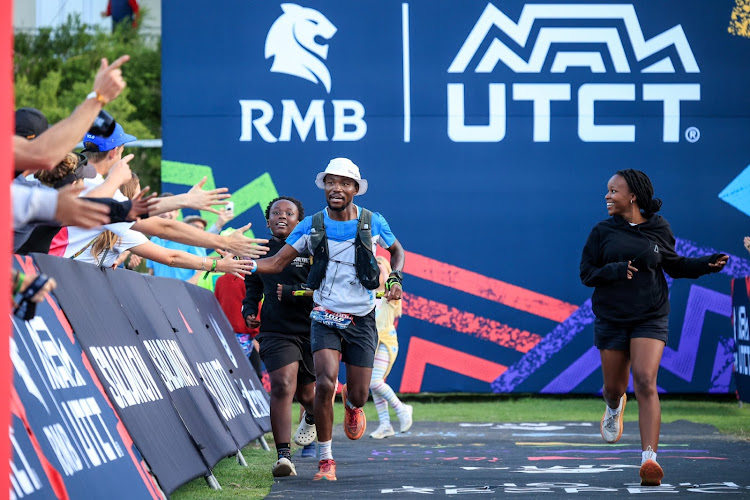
82;122;136;152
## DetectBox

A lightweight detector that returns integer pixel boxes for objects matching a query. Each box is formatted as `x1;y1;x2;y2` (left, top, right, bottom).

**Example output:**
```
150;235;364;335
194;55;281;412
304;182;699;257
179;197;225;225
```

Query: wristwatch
389;270;403;282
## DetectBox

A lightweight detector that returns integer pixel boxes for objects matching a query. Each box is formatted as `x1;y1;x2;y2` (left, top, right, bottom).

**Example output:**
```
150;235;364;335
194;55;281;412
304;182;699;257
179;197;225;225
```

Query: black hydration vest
306;208;380;290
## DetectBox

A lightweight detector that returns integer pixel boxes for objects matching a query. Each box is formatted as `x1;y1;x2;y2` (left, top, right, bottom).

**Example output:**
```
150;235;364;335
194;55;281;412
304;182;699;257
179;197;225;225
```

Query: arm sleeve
81;198;133;223
287;216;312;253
579;226;627;287
12;184;58;228
242;274;264;317
373;212;396;248
658;226;721;278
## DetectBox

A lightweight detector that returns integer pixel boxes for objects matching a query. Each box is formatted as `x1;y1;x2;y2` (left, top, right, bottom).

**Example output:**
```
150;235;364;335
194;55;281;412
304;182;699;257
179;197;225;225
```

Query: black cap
15;108;48;139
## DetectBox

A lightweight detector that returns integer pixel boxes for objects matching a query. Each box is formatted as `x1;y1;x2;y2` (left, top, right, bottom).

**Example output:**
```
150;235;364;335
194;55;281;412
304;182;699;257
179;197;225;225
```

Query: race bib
310;306;353;329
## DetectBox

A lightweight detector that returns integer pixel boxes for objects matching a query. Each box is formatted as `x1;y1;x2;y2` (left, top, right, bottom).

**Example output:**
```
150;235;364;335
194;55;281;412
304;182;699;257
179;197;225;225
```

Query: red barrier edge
2;1;13;498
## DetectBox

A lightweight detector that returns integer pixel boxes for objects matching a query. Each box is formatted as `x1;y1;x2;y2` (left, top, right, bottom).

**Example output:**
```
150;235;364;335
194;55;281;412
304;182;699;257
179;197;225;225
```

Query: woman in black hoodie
580;169;727;487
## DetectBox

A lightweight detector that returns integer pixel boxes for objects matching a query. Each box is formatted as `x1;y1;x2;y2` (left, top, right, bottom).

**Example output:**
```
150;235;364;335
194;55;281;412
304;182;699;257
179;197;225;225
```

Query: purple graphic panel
661;285;731;381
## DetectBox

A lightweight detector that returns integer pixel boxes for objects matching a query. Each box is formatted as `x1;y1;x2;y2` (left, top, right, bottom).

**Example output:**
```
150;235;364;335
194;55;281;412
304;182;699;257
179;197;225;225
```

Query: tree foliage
14;14;162;191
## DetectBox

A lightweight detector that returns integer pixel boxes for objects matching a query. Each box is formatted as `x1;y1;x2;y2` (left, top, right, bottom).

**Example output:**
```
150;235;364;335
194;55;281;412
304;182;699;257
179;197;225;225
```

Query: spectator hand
185;176;230;215
127;254;143;269
55;184;111;228
92;55;130;104
245;314;260;330
215;208;235;230
19;272;57;304
106;154;134;187
215;249;256;279
127;187;158;220
744;237;750;255
223;223;270;259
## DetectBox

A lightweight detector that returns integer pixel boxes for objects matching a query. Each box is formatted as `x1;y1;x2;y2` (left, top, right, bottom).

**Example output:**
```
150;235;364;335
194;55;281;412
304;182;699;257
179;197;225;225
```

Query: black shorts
594;316;669;351
310;309;377;367
256;332;315;386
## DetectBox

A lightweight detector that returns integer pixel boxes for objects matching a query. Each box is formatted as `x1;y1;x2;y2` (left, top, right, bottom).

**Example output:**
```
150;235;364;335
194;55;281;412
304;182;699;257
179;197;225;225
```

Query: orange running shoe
342;386;366;440
313;459;337;481
639;446;663;486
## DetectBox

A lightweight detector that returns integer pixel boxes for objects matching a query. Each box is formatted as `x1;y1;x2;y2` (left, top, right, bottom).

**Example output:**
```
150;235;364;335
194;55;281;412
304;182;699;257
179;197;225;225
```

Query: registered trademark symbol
685;127;700;143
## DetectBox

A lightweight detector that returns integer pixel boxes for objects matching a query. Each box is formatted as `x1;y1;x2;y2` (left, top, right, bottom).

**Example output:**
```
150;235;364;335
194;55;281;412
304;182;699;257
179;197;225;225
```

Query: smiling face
324;174;358;212
605;174;635;217
267;199;300;239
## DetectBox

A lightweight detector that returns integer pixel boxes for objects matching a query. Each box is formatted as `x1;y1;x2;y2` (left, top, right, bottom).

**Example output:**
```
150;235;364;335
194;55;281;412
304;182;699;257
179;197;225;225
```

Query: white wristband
250;259;258;273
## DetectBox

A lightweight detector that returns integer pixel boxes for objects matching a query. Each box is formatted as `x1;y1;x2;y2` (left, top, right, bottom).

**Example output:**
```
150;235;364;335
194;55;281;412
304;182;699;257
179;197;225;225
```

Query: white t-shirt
75;228;148;267
286;206;396;316
48;175;139;258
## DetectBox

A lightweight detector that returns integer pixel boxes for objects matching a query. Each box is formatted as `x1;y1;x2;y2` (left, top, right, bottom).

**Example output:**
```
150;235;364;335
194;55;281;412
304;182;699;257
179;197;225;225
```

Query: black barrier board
104;268;239;467
145;277;264;446
187;285;271;433
31;254;209;494
731;278;750;403
10;256;159;499
10;412;55;500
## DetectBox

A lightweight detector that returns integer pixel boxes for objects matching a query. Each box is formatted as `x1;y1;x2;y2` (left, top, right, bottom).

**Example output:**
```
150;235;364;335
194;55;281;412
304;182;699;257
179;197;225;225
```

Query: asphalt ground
266;419;750;498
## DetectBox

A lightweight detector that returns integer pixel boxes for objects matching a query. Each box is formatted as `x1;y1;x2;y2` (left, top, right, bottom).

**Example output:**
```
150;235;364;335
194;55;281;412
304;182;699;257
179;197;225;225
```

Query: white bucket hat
315;158;368;196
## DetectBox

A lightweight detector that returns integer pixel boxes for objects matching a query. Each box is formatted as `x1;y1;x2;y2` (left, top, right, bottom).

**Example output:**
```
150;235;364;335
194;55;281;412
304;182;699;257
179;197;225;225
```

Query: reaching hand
127;187;159;220
215;249;257;279
92;55;130;104
708;254;729;270
223;223;270;258
107;154;134;186
185;176;230;214
215;208;235;230
744;237;750;255
55;184;111;228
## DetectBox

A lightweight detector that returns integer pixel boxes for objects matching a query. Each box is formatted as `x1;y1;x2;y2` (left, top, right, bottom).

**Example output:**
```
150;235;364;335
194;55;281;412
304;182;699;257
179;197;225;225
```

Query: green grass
171;395;748;499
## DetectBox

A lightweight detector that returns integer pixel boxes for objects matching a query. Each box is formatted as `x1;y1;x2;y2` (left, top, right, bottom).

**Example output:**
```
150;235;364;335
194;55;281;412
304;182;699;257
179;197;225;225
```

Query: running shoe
600;394;626;443
272;457;297;477
397;404;413;433
639;446;663;486
342;386;366;440
313;459;337;481
293;411;317;446
300;443;316;458
370;423;395;439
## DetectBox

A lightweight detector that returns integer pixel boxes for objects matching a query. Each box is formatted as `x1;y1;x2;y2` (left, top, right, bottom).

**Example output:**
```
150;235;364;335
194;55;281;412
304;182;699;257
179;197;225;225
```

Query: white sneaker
397;404;413;433
294;412;317;446
370;423;395;439
272;457;297;477
600;394;626;444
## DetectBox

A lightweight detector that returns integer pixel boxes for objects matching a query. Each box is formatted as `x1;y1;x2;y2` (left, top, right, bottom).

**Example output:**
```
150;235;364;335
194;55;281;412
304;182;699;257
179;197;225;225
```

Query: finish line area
266;420;750;498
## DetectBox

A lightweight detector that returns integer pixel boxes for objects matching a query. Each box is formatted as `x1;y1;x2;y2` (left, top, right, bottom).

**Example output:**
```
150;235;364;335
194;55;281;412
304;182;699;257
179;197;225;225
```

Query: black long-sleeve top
242;237;313;336
580;214;722;324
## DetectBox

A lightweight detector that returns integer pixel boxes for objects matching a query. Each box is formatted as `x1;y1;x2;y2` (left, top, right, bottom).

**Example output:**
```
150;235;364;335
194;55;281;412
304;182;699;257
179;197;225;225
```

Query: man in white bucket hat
247;157;405;481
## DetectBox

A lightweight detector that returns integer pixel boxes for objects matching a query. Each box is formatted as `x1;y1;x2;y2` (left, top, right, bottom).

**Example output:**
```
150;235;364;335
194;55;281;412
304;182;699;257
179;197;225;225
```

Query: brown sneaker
639;459;664;486
313;459;337;481
342;386;366;440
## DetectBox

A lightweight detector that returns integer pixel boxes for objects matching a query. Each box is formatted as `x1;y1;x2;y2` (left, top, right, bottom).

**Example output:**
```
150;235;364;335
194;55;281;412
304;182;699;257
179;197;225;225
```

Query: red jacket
214;274;260;336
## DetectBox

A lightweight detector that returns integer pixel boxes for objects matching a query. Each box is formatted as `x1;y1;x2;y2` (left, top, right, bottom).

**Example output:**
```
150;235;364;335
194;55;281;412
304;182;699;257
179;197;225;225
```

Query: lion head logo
264;3;338;93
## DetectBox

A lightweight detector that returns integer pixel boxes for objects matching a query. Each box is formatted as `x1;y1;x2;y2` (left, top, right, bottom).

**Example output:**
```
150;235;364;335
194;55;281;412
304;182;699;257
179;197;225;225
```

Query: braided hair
616;169;662;217
265;196;305;221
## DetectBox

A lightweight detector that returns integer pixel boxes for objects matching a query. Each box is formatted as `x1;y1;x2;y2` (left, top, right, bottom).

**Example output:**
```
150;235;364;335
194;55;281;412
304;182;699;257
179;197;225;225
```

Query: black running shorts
256;332;315;385
310;308;377;367
594;316;669;351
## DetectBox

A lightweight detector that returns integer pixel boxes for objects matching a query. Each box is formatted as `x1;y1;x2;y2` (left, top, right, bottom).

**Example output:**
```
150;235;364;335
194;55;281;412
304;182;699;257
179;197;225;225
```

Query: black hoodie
580;214;722;325
242;237;313;336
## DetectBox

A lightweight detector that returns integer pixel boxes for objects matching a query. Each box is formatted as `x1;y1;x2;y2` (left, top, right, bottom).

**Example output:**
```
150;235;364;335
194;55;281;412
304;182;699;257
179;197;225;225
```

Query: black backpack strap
357;208;373;249
307;211;328;289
